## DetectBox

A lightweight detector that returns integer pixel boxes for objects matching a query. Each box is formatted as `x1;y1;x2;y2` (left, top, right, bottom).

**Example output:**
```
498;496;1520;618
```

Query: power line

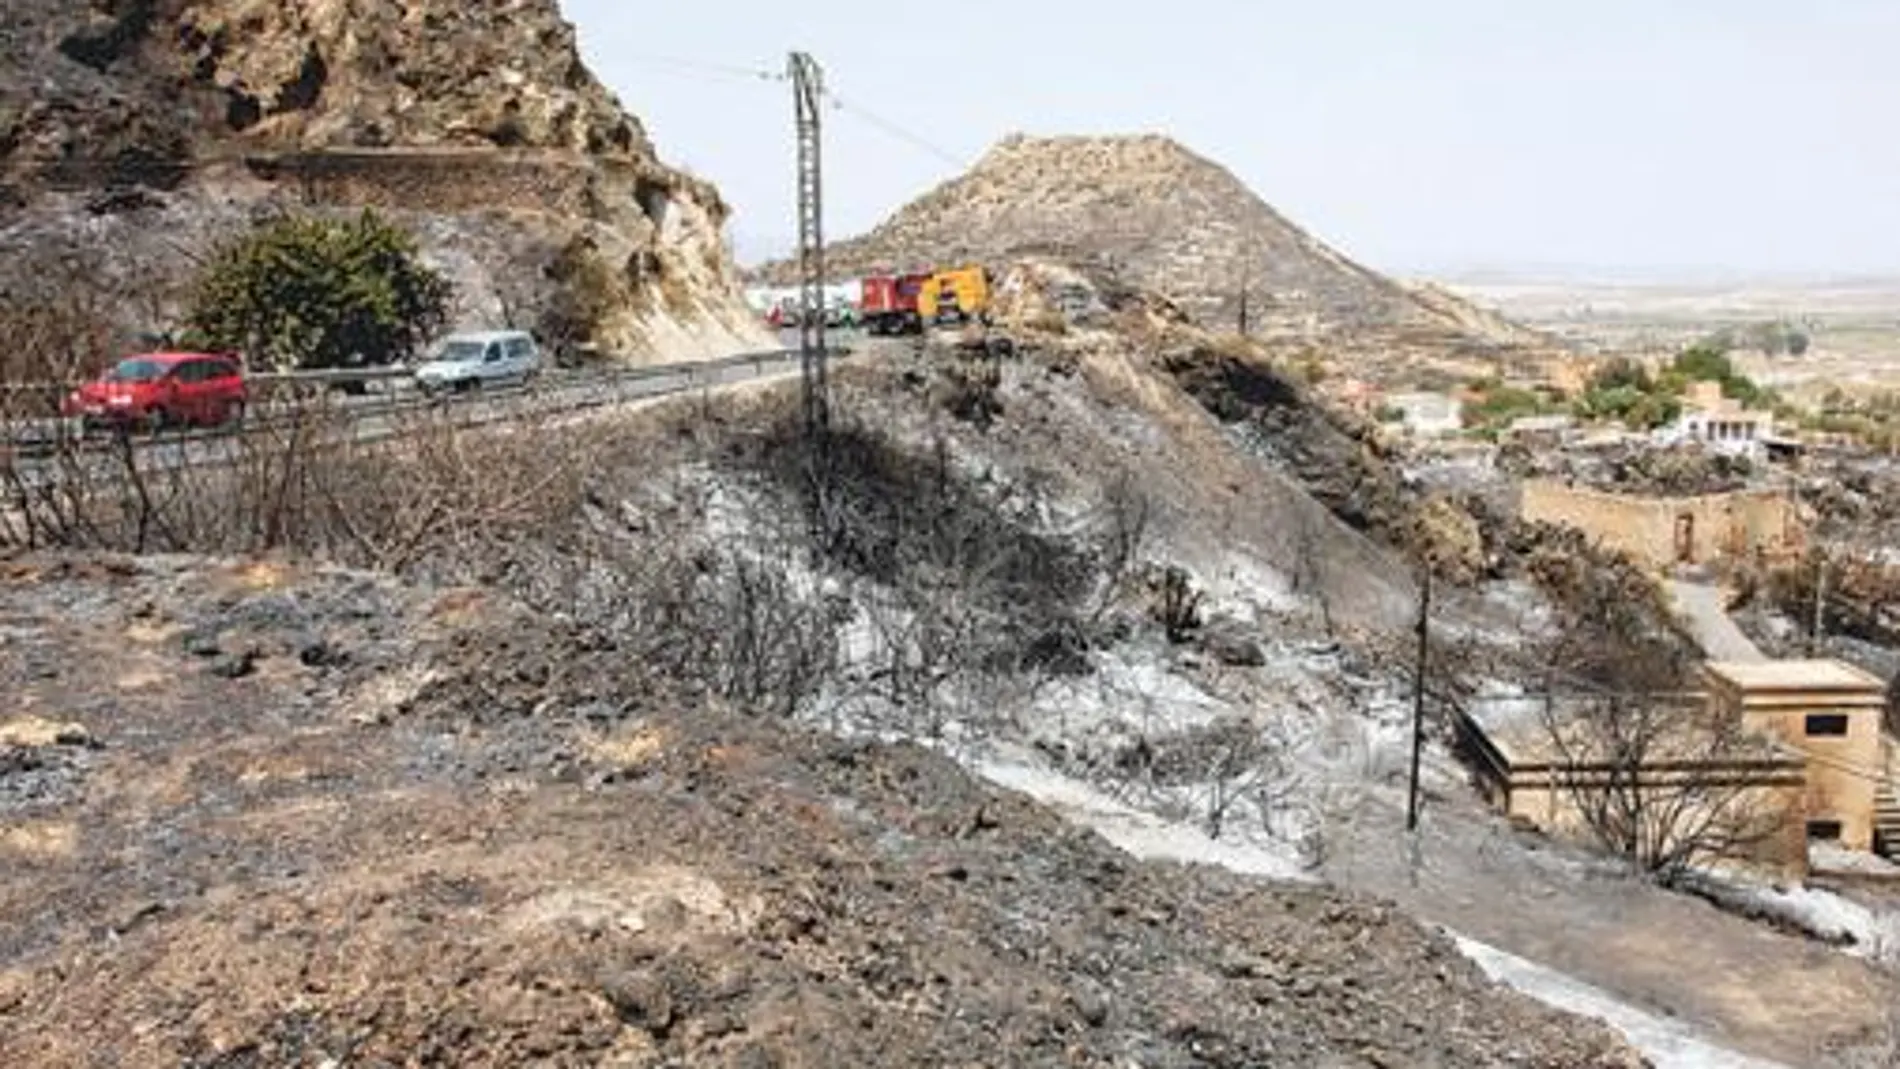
820;91;965;169
619;53;963;169
619;52;784;85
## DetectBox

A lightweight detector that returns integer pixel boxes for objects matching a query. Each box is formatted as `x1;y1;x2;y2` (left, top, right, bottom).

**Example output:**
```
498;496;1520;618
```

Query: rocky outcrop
0;0;768;361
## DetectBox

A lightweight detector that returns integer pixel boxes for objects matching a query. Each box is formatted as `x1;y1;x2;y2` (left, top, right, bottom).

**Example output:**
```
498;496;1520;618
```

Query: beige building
1459;658;1894;877
1518;479;1806;571
1703;660;1888;852
1458;691;1809;877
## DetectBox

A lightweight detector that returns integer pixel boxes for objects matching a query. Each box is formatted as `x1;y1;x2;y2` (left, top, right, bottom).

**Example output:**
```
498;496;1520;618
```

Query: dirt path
1669;580;1768;662
1325;785;1895;1067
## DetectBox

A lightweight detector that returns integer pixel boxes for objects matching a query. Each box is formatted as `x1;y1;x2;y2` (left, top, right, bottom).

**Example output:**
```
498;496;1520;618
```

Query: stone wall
242;149;655;227
1456;709;1810;880
1500;763;1809;880
1520;479;1805;571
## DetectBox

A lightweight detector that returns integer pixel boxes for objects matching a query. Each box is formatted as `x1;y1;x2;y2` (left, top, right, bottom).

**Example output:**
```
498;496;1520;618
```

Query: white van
412;330;542;394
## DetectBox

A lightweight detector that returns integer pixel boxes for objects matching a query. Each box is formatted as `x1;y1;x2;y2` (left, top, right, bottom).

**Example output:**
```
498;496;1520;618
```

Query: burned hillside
10;304;1896;1060
0;557;1651;1067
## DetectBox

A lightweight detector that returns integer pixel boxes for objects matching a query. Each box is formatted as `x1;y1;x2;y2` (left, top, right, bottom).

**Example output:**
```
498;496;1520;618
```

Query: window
1806;714;1850;737
507;337;533;360
1807;820;1843;841
174;361;208;383
483;344;503;364
106;358;166;382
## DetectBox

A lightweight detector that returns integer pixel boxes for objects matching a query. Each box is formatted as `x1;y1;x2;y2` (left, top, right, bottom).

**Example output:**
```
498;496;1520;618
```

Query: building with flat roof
1457;690;1808;877
1458;657;1895;877
1655;380;1776;458
1703;659;1888;853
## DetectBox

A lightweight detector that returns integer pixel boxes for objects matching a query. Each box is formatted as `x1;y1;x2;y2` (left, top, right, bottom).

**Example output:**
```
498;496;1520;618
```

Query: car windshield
104;359;167;383
431;341;488;363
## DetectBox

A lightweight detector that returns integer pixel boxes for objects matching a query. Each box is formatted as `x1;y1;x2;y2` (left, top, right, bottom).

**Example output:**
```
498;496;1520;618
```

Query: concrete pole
1407;567;1433;832
1811;552;1827;657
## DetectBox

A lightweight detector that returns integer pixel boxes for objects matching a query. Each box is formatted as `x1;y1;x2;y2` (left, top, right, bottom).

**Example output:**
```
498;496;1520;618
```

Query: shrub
540;236;621;358
1148;565;1205;643
1586;357;1653;394
1671;343;1739;386
186;211;452;370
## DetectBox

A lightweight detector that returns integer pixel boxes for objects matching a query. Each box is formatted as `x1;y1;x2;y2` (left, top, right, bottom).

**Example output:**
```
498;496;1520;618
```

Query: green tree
1625;392;1682;430
1671;343;1736;384
186;211;452;370
1587;357;1653;394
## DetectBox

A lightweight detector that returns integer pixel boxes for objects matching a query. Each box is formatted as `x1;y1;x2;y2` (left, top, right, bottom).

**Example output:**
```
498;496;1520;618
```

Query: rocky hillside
0;0;767;360
763;135;1472;336
757;134;1574;386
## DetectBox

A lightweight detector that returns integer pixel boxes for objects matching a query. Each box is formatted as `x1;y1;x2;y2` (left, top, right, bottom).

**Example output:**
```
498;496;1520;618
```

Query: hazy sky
564;0;1900;279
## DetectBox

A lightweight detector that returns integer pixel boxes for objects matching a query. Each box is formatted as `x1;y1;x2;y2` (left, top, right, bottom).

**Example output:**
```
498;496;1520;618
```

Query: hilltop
0;0;766;359
761;134;1556;366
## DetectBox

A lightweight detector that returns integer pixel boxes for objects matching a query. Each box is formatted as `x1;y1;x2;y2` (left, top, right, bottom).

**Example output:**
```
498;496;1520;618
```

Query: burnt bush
739;420;1095;621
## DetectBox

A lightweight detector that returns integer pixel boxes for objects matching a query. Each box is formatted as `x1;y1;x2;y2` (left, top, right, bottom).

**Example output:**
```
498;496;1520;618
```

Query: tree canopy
186;211;452;370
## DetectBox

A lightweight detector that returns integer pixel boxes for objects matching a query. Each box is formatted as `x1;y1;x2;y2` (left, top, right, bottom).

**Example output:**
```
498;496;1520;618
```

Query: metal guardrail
2;345;839;462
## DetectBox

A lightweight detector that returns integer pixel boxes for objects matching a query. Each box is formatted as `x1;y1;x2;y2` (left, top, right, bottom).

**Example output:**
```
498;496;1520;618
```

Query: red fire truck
857;271;931;335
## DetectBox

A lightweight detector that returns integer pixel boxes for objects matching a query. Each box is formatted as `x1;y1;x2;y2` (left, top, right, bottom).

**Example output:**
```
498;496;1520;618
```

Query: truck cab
919;265;992;326
858;271;931;335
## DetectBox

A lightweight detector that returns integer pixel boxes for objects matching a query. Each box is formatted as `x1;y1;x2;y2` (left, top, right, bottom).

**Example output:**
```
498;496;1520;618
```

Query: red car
61;352;249;432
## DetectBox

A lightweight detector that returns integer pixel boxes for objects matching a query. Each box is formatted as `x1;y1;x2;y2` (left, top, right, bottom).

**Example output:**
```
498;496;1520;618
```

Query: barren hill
766;134;1446;334
0;0;766;359
760;133;1575;386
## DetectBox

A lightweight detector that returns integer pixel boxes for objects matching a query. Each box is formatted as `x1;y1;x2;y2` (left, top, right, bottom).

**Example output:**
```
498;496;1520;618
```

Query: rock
1068;986;1110;1028
0;718;94;750
297;638;345;669
1200;619;1266;667
599;972;675;1038
209;649;259;680
182;630;223;658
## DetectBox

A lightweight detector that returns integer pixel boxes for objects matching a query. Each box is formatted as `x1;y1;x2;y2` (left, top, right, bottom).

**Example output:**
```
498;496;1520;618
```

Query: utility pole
1237;261;1251;337
1407;566;1433;833
789;51;829;439
1811;551;1828;657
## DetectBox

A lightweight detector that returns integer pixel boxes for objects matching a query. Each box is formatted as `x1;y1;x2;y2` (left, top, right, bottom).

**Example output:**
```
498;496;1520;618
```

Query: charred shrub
1146;565;1205;643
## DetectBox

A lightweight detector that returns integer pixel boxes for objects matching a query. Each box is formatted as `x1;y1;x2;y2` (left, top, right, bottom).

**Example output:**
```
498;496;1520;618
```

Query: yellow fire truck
917;264;992;325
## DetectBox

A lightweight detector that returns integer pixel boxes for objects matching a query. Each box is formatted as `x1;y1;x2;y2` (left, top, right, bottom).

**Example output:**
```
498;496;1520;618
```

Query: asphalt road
4;347;823;489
